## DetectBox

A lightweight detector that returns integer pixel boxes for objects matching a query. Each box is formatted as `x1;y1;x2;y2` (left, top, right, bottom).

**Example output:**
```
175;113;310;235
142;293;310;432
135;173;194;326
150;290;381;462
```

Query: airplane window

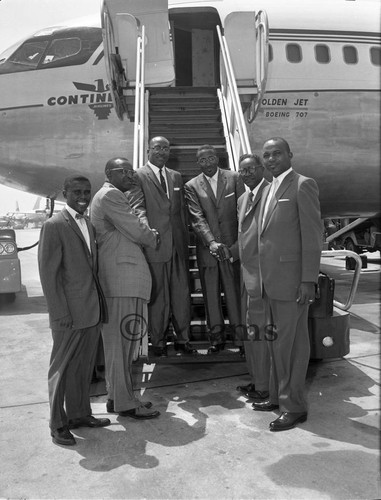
343;45;358;64
268;44;273;62
286;44;302;63
315;44;331;64
42;38;81;64
370;46;381;66
7;41;48;68
0;28;102;74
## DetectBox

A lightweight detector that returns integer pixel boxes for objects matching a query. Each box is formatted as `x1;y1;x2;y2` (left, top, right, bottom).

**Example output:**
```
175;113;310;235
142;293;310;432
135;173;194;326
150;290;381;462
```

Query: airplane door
102;0;175;119
223;12;256;87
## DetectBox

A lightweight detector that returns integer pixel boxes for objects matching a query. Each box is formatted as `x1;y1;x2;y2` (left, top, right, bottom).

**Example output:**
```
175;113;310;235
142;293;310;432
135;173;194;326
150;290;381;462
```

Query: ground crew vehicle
0;228;21;303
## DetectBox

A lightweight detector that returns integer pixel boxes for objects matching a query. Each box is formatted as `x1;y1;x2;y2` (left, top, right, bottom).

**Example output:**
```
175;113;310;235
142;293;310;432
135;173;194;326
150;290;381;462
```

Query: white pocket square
225;192;234;198
278;198;290;202
173;187;180;191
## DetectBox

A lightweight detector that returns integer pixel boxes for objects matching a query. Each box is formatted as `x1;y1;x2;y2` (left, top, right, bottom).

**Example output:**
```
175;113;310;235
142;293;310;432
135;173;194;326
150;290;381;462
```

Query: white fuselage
0;0;379;218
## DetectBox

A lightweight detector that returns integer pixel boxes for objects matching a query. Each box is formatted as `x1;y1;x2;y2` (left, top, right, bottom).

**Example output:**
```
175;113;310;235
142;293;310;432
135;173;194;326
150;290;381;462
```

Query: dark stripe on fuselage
0;104;44;111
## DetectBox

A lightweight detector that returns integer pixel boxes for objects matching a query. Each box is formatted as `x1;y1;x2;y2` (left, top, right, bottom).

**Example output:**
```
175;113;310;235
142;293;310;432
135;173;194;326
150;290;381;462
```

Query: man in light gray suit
38;175;110;447
236;154;270;401
252;138;322;432
185;145;245;353
91;158;160;420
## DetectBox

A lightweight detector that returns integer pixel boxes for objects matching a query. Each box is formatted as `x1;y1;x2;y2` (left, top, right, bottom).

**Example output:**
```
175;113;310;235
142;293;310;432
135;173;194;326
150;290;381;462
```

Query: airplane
0;0;379;222
0;198;64;229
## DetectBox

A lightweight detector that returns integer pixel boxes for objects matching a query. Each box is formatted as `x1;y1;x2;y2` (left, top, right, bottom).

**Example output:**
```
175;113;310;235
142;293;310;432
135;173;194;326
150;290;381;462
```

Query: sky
0;0;101;213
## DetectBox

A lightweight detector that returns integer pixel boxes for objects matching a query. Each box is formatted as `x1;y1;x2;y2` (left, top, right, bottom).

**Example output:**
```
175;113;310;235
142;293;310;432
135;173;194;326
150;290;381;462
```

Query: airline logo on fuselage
47;79;113;120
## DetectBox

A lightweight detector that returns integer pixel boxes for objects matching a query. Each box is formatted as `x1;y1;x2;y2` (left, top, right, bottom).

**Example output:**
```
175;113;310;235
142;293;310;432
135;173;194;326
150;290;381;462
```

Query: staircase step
149;86;218;97
150;110;221;122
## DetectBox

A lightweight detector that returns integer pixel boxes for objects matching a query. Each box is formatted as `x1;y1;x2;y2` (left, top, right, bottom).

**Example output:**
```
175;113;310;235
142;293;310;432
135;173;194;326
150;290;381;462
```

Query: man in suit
252;137;323;431
38;175;110;447
129;136;196;357
185;145;245;353
236;153;270;400
91;158;160;419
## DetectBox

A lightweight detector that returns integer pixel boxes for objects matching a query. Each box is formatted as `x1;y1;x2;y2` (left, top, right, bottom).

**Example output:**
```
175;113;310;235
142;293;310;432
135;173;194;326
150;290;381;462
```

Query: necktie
245;191;254;215
208;177;217;197
75;213;88;220
262;178;279;224
159;168;167;195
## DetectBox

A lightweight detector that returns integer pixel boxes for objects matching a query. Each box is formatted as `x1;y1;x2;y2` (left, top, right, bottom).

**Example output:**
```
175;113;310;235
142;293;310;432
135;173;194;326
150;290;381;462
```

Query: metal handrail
132;25;146;170
248;10;269;123
216;25;251;169
321;249;362;311
217;88;237;170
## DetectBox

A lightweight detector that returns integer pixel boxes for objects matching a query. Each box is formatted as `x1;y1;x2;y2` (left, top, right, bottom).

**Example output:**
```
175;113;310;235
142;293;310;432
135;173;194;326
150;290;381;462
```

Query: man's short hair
63;175;90;191
197;144;217;158
264;137;291;154
105;157;132;175
239;153;262;166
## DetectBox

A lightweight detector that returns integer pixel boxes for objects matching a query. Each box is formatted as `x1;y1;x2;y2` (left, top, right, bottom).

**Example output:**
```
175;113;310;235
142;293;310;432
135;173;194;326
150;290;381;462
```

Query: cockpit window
8;41;49;68
42;38;81;64
0;27;102;74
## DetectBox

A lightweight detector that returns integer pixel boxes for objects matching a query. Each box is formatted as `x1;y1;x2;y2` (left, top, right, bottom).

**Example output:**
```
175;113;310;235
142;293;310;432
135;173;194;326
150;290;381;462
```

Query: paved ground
0;230;379;500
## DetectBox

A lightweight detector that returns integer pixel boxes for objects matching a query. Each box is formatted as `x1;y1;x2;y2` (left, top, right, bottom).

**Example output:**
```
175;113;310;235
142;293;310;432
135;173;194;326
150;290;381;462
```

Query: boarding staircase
101;1;269;359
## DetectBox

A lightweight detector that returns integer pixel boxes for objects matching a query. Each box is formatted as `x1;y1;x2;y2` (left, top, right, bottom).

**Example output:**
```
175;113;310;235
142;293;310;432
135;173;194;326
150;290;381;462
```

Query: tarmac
0;229;380;500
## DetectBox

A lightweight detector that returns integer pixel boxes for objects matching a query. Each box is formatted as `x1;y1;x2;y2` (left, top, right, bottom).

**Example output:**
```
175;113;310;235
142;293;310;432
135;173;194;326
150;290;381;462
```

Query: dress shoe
252;400;279;412
68;415;111;429
236;382;256;394
174;342;198;355
152;346;168;357
51;427;76;446
207;343;225;354
118;404;160;420
269;412;307;432
107;399;152;413
245;390;270;401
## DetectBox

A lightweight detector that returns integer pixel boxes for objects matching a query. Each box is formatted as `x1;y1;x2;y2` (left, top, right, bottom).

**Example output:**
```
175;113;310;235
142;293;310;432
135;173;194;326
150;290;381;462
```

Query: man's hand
296;282;316;305
152;229;160;248
218;244;232;261
209;241;224;261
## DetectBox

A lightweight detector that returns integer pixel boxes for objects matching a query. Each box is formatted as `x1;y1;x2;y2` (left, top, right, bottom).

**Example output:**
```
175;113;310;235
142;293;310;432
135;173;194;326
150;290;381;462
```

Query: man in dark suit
185;145;245;353
38;175;110;446
252;138;323;431
91;158;160;419
236;153;270;400
129;136;196;357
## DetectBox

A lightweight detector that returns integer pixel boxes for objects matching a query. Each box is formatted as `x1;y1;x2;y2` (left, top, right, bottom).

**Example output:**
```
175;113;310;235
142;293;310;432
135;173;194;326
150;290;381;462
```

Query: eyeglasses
150;146;170;153
238;167;262;175
109;168;135;177
198;156;217;166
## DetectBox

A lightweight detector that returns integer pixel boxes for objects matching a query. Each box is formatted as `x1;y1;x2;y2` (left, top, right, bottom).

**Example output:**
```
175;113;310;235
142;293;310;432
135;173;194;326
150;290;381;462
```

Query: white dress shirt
262;168;292;224
205;170;219;197
148;161;169;197
65;204;91;253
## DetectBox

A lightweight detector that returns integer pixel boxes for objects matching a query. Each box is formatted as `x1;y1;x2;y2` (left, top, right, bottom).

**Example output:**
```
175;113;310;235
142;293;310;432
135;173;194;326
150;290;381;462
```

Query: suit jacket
90;182;157;300
258;170;323;301
185;168;245;266
128;164;189;263
38;208;105;329
238;179;269;297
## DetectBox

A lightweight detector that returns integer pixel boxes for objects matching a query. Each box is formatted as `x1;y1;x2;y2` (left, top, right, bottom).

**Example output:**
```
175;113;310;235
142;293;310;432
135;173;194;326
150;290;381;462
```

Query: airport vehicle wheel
344;238;359;254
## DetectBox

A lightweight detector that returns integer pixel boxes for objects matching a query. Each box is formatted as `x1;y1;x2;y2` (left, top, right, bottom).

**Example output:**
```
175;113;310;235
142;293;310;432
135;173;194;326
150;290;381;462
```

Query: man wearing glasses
129;136;196;357
236;154;270;402
185;145;245;354
90;158;161;419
